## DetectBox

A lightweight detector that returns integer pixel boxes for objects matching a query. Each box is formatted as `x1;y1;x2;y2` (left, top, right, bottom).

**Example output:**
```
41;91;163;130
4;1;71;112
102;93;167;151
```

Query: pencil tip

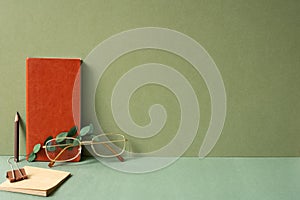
15;112;19;122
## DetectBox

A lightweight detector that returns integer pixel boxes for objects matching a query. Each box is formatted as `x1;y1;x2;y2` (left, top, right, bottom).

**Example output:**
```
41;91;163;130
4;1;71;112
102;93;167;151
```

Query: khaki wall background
0;0;299;156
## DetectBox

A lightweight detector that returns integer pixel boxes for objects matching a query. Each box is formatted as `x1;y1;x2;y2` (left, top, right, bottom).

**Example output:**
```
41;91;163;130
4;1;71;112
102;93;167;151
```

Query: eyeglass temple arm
103;142;124;162
48;145;73;168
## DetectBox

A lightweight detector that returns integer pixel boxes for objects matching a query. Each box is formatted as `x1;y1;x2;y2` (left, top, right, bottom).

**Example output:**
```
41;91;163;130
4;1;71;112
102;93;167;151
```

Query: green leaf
56;132;68;143
28;152;36;162
46;143;56;152
73;139;80;146
80;124;92;136
65;139;74;145
44;136;53;145
76;135;82;141
89;124;94;134
93;135;102;142
67;126;77;137
33;144;41;153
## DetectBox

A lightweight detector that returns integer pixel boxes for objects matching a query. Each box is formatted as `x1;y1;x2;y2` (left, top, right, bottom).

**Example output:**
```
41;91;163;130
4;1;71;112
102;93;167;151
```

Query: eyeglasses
42;133;127;167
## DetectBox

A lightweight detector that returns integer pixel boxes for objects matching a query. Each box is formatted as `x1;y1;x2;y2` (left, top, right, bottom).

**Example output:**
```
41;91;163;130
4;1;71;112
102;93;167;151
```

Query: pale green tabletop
0;156;299;200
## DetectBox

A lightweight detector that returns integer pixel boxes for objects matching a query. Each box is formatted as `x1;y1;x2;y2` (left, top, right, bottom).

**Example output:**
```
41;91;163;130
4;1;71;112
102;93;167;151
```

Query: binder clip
6;157;28;183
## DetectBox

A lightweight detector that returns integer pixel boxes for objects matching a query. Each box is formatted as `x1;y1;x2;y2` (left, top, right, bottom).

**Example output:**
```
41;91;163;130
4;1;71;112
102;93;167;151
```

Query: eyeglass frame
42;133;127;167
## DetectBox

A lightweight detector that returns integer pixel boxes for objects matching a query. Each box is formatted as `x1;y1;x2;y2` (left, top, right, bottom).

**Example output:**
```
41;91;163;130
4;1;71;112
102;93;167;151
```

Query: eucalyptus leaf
76;135;82;141
73;139;80;146
33;144;41;153
46;142;56;152
89;124;94;134
28;152;36;162
56;132;68;143
66;139;74;145
67;139;74;151
67;126;77;137
80;124;91;136
44;136;53;145
93;135;102;142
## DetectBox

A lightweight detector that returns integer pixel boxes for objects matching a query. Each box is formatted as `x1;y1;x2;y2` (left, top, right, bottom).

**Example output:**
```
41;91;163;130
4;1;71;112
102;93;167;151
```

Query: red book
26;58;81;161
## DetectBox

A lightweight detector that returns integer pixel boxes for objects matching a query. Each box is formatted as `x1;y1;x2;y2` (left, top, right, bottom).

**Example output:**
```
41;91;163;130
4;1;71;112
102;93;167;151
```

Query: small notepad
0;166;70;196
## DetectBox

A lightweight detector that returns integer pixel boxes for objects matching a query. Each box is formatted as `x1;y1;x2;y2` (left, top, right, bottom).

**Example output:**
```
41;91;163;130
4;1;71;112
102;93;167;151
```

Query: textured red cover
26;58;81;161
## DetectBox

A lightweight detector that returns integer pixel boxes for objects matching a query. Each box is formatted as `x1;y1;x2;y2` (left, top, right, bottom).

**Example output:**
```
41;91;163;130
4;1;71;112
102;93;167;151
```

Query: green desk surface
0;156;299;200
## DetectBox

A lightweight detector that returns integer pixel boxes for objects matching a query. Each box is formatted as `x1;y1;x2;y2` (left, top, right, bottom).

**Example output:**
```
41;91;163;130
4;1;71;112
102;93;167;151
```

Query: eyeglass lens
91;134;125;157
45;138;81;161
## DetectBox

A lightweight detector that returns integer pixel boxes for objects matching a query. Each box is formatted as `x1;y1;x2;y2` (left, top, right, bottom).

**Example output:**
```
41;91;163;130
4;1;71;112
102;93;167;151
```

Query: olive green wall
0;0;299;156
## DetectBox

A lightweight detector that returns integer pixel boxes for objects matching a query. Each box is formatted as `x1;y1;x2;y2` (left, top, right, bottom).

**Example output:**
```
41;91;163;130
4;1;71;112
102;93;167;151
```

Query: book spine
25;58;30;160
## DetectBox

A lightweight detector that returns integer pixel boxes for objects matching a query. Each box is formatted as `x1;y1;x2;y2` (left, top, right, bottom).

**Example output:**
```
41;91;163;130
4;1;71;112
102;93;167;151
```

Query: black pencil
14;112;19;162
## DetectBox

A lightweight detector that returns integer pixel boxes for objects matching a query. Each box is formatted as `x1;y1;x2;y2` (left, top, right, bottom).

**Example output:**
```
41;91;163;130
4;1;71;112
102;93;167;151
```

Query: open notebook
0;166;70;196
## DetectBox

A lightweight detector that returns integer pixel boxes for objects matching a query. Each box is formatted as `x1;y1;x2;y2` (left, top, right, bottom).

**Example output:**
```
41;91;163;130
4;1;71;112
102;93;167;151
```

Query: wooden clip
6;157;28;183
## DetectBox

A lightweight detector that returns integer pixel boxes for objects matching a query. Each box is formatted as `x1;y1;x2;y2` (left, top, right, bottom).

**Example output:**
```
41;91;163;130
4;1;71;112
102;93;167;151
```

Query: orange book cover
26;58;81;161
